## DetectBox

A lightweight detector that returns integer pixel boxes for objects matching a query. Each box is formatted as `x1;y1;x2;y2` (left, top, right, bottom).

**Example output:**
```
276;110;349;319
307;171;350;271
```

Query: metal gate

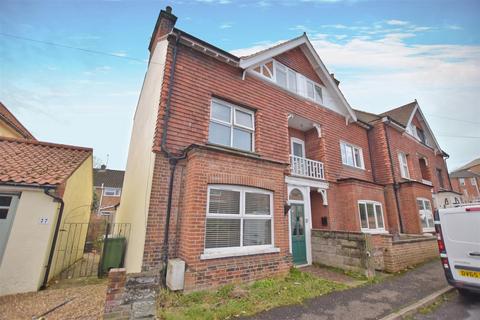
50;222;130;280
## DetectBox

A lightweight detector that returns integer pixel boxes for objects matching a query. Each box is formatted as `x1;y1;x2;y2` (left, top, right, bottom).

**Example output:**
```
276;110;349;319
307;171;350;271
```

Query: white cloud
111;51;128;57
289;25;316;33
446;24;463;30
220;23;233;29
386;19;410;26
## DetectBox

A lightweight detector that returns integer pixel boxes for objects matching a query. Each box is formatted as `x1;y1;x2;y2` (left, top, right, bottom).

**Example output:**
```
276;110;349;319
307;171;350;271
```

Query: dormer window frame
250;59;324;105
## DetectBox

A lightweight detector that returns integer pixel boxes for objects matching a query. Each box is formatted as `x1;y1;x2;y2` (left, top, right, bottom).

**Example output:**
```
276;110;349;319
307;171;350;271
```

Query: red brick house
450;168;480;203
116;7;452;291
355;102;452;234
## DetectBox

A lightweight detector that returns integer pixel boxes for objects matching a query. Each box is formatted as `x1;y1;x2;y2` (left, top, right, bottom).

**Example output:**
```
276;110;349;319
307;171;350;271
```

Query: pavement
244;259;448;320
410;290;480;320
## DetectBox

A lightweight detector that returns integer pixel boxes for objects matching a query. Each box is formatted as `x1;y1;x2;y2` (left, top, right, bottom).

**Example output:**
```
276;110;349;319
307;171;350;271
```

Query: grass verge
157;268;347;320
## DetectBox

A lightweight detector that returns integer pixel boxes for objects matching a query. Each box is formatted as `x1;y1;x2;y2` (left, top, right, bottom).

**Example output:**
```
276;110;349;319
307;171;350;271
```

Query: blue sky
1;0;479;170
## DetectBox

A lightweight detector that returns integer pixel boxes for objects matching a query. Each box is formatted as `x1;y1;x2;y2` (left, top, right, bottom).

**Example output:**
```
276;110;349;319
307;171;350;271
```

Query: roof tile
0;137;92;186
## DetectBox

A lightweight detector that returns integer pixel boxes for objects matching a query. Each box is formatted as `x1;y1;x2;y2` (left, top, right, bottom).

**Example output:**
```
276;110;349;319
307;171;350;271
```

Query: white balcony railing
290;155;325;180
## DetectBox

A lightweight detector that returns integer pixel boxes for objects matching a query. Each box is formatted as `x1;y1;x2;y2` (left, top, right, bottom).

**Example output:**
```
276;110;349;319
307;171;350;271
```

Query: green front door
290;203;307;265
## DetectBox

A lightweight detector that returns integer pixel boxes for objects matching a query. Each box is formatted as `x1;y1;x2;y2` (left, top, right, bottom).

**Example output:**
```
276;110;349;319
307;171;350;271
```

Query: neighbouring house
0;103;93;296
115;7;453;292
454;157;480;175
93;165;124;218
450;168;480;203
355;102;453;234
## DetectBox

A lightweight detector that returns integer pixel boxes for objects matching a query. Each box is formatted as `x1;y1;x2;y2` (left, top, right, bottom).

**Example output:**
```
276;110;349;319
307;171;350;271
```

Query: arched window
289;188;303;201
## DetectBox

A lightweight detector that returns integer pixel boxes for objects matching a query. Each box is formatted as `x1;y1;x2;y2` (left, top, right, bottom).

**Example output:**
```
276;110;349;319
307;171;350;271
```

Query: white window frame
417;197;434;232
201;185;277;260
358;200;386;234
103;187;121;197
340;141;364;169
290;137;305;158
398;152;410;179
251;60;324;105
459;178;465;186
209;98;255;152
470;177;477;186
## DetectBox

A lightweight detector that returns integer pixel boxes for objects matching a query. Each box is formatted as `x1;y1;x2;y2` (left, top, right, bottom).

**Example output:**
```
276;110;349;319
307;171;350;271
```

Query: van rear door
439;206;480;285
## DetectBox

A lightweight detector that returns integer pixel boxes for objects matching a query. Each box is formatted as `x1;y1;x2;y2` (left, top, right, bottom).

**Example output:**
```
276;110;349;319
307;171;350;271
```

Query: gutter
40;188;65;290
384;121;405;234
159;30;188;286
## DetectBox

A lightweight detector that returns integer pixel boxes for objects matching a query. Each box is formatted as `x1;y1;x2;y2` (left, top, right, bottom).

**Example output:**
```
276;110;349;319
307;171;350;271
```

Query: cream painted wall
0;187;59;296
49;155;93;279
0;156;92;295
115;39;169;273
0;120;23;138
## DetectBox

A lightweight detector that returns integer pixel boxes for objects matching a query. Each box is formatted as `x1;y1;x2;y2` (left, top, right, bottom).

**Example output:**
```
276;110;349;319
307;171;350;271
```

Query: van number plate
459;270;480;279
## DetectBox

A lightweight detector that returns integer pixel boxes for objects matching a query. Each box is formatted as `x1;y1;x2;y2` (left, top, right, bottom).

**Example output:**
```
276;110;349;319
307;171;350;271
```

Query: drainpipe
384;121;405;234
159;31;188;286
40;188;65;290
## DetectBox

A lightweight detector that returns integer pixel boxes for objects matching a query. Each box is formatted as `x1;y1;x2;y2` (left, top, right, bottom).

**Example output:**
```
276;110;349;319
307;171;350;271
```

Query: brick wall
397;181;433;234
451;176;480;202
152;39;374;186
381;236;438;272
330;179;387;232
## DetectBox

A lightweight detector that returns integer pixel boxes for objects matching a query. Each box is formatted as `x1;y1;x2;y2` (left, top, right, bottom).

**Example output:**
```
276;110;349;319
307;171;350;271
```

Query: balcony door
291;138;305;158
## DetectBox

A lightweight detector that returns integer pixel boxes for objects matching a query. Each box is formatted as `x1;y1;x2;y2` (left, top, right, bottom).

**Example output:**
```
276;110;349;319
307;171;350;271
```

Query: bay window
358;201;385;233
203;185;274;258
209;99;255;152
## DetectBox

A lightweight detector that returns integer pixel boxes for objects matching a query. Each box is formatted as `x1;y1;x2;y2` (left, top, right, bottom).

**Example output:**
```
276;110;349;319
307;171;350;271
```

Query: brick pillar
104;268;161;319
104;268;129;319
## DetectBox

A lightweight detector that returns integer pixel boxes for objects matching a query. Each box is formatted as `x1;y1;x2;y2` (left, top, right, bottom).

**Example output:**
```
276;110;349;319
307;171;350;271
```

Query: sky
1;0;479;170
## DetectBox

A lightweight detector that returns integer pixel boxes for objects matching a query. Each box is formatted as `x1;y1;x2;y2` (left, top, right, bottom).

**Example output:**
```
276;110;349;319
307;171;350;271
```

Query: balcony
290;155;325;180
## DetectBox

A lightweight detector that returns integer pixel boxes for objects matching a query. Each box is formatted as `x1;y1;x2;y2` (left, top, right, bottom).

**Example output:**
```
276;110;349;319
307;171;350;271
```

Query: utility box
166;258;185;291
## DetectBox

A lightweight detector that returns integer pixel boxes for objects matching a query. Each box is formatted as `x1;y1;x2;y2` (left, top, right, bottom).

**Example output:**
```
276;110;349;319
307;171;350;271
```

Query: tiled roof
457;158;480;171
0;137;92;186
93;168;125;188
0;102;35;140
354;101;417;127
379;101;417;127
450;169;480;178
353;109;381;124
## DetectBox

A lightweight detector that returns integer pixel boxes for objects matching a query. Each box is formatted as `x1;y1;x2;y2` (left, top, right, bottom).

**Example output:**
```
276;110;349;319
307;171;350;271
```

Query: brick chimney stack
149;6;177;53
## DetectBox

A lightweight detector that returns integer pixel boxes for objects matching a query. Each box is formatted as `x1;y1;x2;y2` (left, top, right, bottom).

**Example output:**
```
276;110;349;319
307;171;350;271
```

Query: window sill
360;229;388;235
342;164;365;171
200;247;280;260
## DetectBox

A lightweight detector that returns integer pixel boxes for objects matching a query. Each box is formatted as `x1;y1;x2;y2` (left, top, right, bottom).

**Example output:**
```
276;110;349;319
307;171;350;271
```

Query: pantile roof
0;137;92;186
0;102;35;139
457;158;480;171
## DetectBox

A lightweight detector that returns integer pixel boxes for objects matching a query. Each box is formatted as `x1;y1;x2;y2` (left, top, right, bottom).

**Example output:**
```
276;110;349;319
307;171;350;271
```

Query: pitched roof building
114;6;452;292
0;104;93;296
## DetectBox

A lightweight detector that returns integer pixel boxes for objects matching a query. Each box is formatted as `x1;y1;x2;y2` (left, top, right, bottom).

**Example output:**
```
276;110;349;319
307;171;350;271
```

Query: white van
435;204;480;294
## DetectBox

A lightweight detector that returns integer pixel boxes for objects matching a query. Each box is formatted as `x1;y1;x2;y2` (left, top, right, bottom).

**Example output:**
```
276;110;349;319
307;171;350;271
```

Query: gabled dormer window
251;60;324;104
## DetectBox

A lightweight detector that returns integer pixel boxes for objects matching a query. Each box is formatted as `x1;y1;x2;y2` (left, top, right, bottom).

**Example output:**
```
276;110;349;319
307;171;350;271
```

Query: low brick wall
311;230;374;277
382;235;438;272
104;268;160;319
312;230;438;276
